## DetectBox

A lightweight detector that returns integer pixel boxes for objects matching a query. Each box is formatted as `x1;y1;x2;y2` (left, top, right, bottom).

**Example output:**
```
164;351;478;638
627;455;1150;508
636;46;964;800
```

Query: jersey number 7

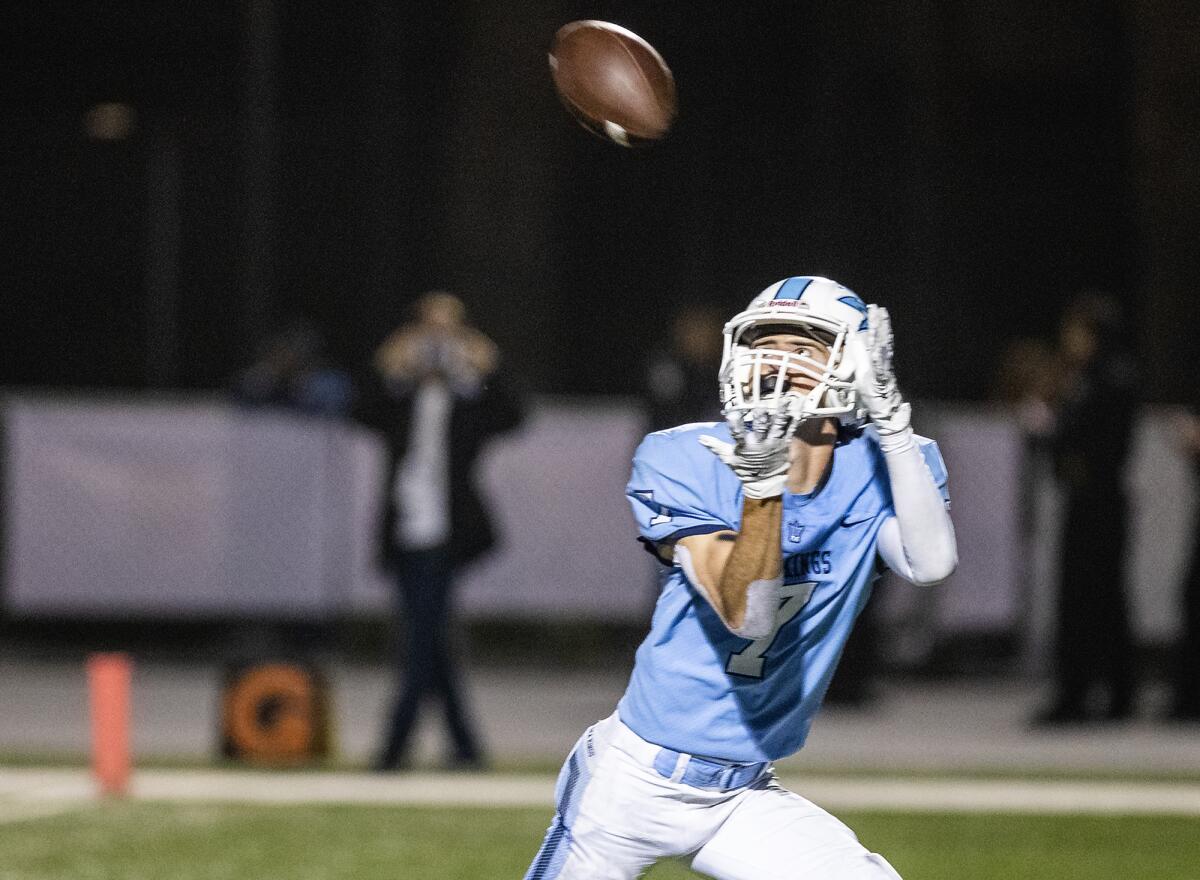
725;581;816;678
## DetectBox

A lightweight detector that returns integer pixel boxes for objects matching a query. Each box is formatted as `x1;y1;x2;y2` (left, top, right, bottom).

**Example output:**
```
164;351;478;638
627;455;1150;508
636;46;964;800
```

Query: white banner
2;398;342;617
345;399;658;621
1;395;656;622
3;393;1193;643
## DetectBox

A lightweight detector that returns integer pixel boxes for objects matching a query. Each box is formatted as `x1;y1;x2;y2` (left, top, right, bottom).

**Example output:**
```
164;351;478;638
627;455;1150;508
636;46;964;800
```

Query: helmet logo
836;294;868;314
773;277;814;301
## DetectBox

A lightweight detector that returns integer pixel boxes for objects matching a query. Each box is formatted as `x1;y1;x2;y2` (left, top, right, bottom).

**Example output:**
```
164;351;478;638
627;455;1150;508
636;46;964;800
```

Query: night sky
3;0;1197;402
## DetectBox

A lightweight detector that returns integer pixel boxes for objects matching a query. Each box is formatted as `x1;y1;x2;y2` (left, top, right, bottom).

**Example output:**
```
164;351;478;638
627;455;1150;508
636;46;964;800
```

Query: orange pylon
87;653;132;797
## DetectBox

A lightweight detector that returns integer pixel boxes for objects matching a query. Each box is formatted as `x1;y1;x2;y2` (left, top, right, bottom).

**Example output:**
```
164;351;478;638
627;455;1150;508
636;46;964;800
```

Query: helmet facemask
719;315;860;434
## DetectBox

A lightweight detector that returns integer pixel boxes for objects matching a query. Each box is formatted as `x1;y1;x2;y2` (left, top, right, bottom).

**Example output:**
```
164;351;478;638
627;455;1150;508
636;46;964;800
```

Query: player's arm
687;416;793;639
853;306;957;586
670;496;782;639
873;450;956;586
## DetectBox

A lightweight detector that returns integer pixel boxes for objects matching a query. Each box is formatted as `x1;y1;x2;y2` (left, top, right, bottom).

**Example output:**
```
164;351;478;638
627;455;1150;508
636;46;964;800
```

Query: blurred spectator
232;319;353;418
993;336;1060;650
992;336;1060;422
643;305;725;430
227;319;353;664
355;291;525;771
1167;406;1200;721
1033;292;1140;724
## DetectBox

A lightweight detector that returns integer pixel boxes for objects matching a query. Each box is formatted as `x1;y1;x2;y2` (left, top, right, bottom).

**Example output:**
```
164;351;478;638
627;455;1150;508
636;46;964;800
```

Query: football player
524;276;957;880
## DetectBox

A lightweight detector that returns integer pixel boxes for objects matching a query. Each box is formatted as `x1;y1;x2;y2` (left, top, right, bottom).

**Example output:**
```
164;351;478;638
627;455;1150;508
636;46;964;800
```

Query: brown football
549;20;676;147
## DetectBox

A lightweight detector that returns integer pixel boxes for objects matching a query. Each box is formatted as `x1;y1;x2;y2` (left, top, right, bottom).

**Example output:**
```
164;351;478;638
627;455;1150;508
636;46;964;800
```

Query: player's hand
852;305;911;438
698;409;796;499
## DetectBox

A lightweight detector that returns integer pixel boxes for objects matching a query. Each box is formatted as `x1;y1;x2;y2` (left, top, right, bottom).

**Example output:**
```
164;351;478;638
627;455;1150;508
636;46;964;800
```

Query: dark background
3;0;1197;402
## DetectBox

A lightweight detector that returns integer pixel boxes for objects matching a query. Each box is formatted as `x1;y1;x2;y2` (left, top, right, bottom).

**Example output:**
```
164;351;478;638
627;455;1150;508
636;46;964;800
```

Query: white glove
698;409;796;499
854;304;912;442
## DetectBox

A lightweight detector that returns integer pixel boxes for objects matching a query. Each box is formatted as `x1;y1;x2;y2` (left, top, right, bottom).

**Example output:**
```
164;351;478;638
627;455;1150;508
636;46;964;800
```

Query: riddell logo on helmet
768;300;807;309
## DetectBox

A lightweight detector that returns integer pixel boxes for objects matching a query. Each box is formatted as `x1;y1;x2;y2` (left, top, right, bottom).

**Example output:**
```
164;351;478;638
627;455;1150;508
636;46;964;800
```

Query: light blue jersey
618;422;949;763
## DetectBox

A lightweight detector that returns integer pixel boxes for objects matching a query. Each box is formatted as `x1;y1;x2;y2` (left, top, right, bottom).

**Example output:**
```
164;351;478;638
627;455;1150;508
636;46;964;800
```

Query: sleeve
875;433;957;586
626;431;734;547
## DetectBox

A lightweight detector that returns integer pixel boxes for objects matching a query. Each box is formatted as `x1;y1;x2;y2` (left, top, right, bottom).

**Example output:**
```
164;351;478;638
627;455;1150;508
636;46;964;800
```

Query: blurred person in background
992;335;1061;537
992;337;1060;420
228;319;353;662
992;336;1060;660
1166;406;1200;721
355;291;525;771
231;318;354;418
643;305;725;430
1033;291;1140;724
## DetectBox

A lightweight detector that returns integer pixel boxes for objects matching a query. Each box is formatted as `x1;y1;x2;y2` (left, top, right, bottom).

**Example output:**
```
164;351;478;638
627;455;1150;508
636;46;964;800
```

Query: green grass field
1;802;1198;879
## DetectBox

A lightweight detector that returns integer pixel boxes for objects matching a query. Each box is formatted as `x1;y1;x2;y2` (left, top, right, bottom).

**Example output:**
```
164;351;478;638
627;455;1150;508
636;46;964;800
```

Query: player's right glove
698;409;795;499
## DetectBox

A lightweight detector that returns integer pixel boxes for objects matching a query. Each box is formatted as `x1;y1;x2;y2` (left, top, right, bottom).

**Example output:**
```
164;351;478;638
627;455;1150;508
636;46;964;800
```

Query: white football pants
524;713;902;880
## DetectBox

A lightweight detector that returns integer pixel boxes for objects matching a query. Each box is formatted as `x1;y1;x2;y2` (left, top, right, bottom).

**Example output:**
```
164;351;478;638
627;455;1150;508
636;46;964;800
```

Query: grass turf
0;803;1198;879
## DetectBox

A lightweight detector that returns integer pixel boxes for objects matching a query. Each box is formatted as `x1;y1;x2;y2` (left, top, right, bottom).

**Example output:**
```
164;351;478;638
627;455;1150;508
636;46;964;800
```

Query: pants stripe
525;751;583;880
525;817;569;880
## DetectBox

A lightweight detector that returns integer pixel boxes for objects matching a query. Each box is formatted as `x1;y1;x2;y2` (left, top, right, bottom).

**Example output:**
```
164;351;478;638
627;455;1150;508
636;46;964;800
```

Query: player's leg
525;715;728;879
690;775;901;880
525;722;657;879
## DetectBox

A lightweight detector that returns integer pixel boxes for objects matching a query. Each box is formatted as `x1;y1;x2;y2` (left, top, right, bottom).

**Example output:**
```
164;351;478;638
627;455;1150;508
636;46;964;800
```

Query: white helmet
719;276;869;428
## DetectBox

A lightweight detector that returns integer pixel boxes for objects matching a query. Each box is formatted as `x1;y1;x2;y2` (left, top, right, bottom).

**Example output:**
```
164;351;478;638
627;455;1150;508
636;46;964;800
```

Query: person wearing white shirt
356;292;525;770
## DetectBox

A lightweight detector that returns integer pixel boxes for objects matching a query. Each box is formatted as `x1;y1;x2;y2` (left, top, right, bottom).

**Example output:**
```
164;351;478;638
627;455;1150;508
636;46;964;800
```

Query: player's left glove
853;304;911;440
698;409;796;499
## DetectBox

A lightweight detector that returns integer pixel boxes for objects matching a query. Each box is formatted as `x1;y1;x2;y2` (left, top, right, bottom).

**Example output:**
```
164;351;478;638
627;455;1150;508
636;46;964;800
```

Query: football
549;20;676;147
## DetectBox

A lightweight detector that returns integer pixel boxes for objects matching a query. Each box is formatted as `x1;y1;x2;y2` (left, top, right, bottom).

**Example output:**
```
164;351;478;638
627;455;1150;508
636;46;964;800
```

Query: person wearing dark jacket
1034;291;1140;724
355;291;525;770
